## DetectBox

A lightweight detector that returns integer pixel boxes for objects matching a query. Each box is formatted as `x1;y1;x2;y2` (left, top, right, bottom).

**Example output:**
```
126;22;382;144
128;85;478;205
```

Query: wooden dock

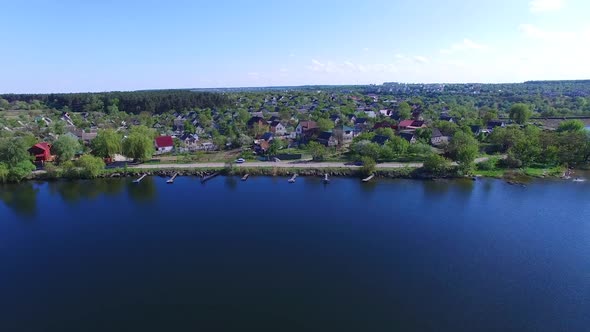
133;174;147;183
323;173;330;183
201;172;219;183
166;173;179;184
288;174;298;183
241;174;249;181
362;174;375;182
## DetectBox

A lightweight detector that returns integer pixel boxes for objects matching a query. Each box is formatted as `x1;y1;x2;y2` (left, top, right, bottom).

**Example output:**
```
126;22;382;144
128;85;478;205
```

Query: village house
155;136;174;154
28;142;55;163
247;116;267;129
354;117;369;131
329;114;341;124
439;114;455;122
372;135;390;145
487;120;506;130
400;131;417;144
364;110;377;118
295;121;318;136
398;120;426;131
379;109;392;117
373;121;397;130
269;121;286;136
332;125;356;145
180;133;199;148
431;128;449;146
261;132;274;142
317;131;338;147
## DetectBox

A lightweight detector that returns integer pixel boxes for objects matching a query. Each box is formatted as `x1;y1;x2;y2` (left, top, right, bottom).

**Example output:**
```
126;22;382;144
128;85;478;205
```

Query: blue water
1;176;589;331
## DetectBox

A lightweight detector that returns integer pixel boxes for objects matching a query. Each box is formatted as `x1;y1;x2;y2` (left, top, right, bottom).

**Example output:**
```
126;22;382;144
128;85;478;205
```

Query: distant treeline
0;90;229;114
524;80;590;84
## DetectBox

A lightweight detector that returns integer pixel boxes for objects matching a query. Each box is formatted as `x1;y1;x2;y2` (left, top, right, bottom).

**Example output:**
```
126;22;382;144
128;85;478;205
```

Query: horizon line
3;79;590;95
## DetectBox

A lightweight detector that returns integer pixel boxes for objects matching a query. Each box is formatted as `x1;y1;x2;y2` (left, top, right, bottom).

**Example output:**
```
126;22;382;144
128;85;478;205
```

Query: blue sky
1;0;589;92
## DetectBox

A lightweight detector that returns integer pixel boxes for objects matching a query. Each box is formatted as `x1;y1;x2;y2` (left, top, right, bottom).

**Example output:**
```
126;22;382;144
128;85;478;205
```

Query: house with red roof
28;142;55;163
154;136;174;154
398;120;426;131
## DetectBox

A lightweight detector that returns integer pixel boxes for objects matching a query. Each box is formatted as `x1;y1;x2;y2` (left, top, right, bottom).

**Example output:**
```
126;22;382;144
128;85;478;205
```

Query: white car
235;158;245;164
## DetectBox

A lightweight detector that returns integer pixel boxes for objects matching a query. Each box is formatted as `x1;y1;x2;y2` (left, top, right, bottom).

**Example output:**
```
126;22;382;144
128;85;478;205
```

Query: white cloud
440;38;489;54
529;0;565;12
413;56;429;64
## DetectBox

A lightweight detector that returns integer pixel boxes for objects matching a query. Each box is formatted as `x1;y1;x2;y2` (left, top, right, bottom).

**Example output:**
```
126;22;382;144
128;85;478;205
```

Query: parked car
235;158;245;163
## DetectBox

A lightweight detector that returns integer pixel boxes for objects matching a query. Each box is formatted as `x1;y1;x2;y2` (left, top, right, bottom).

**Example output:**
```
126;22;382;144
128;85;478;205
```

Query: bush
76;155;106;178
499;155;522;168
360;157;376;176
476;158;498;171
422;153;451;176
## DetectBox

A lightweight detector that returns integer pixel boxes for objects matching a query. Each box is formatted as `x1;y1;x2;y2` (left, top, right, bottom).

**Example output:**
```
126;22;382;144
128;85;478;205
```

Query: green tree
307;141;328;161
509;103;532;125
0;138;31;167
0;163;8;183
422;153;451;176
317;118;334;132
352;140;381;160
184;120;196;134
76;155;105;178
387;136;410;156
91;129;123;158
508;126;541;167
123;127;155;161
360;157;376;176
557;119;585;132
448;131;479;173
398;102;412;120
374;127;395;140
7;160;36;182
52;135;81;164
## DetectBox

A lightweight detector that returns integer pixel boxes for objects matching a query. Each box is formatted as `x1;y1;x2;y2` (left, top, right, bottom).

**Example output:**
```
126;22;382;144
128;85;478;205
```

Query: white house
270;121;287;136
155;136;174;154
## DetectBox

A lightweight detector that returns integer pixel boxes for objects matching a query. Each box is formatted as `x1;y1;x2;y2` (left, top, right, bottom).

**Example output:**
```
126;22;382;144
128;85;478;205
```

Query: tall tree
52;135;81;164
123;127;155;161
448;131;479;173
398;102;412;120
509;103;532;125
557;119;585;132
91;129;122;158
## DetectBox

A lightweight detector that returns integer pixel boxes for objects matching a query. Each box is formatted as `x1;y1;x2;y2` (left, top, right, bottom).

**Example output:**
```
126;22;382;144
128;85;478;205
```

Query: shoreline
26;163;579;183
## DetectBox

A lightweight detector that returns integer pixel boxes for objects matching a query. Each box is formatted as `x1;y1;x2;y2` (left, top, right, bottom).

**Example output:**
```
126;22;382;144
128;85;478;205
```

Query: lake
1;176;589;332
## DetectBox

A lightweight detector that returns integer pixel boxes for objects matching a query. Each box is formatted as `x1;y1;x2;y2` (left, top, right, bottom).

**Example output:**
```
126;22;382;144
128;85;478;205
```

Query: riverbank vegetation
1;83;589;183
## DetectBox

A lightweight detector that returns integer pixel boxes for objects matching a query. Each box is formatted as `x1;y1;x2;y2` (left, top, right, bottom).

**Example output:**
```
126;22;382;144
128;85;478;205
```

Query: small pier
288;174;298;183
362;174;375;183
241;174;249;181
166;173;179;184
133;174;147;183
323;173;330;184
201;172;219;183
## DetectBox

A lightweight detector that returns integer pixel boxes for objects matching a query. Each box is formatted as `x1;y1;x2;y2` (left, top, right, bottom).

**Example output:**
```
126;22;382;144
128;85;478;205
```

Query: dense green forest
0;90;229;114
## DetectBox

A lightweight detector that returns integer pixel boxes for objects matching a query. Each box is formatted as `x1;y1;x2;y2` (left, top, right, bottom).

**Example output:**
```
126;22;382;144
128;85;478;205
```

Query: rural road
130;157;493;170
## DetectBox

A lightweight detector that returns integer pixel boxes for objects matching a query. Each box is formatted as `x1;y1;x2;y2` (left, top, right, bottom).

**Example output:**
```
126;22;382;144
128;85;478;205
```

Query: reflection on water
224;176;238;190
0;182;38;218
127;177;157;203
48;179;126;204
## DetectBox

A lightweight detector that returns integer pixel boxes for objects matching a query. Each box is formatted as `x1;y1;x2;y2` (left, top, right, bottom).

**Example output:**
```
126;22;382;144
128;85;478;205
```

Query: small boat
323;174;330;184
573;178;586;182
362;174;375;182
241;174;249;181
288;174;298;183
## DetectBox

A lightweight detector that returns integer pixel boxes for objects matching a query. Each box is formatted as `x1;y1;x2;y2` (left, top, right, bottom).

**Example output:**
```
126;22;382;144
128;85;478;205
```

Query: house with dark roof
372;135;390;145
399;131;417;144
329;114;341;124
487;120;506;130
295;121;318;137
332;125;356;145
317;131;338;147
269;121;286;136
261;132;274;142
431;128;449;146
155;136;174;154
247;116;267;128
439;114;455;122
373;121;396;130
